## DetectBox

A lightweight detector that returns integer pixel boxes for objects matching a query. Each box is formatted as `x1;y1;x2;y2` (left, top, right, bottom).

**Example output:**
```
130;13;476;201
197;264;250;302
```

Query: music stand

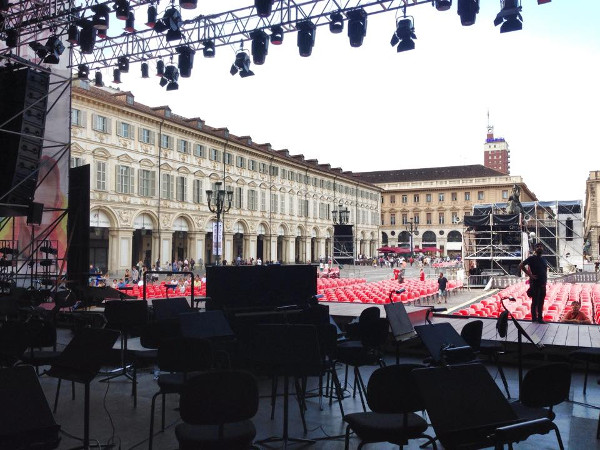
384;301;417;364
46;328;120;450
101;300;148;382
414;322;475;365
412;363;564;449
179;311;235;340
152;297;191;321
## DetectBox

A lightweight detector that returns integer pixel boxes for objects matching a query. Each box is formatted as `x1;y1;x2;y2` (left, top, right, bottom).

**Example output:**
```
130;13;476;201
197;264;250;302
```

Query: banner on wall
212;221;223;256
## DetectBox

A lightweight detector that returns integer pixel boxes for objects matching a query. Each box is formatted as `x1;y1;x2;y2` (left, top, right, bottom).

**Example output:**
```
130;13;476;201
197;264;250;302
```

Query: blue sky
113;1;600;201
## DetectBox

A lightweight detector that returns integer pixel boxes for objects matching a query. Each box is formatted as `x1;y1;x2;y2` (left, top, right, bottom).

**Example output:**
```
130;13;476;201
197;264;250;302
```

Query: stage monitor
206;264;317;310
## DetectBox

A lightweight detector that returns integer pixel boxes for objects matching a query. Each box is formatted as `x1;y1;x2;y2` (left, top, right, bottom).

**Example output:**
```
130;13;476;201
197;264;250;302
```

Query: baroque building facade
355;165;537;257
584;170;600;260
70;81;380;274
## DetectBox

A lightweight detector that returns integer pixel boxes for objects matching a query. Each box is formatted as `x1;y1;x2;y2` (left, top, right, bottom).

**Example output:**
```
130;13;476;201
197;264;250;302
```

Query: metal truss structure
1;0;431;70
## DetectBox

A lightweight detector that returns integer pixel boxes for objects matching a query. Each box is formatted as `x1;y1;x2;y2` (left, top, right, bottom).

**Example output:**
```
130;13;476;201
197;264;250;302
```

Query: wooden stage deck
325;301;600;351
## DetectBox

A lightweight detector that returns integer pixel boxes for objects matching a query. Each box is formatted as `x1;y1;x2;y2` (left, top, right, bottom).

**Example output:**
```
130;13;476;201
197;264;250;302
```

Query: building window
478;191;484;200
414;214;420;224
193;179;203;203
381;214;385;225
249;160;257;171
413;194;419;203
138;169;156;197
451;192;457;201
176;176;187;201
259;163;268;174
92;114;109;133
390;213;396;225
95;161;106;191
502;190;508;199
402;195;408;203
194;144;205;158
270;166;279;177
177;139;190;154
161;173;174;199
117;121;133;139
160;134;173;149
426;193;432;203
71;109;84;127
439;213;445;225
270;193;279;213
139;128;155;145
402;214;408;225
224;152;233;165
426;213;432;225
452;212;459;224
209;148;222;162
248;189;258;211
390;195;396;204
260;190;266;211
71;157;84;168
236;155;246;168
280;195;285;214
116;165;134;194
438;193;444;202
465;192;471;201
234;187;243;209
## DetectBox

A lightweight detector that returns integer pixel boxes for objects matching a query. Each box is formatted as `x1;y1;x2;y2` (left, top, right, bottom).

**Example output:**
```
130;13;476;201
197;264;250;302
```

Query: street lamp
332;203;350;225
406;218;418;256
205;181;233;265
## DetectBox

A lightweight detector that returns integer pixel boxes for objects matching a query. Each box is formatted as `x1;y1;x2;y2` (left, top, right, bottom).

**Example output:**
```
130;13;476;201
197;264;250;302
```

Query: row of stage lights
1;0;551;90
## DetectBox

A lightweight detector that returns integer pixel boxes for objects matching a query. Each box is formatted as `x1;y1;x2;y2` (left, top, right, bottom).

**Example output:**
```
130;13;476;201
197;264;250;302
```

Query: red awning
421;247;440;252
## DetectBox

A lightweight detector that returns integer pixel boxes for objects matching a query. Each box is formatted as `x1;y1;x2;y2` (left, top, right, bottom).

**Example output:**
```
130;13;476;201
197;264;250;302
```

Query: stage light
270;25;283;45
329;12;344;34
347;8;367;48
79;21;96;54
118;56;129;73
94;71;104;87
29;41;49;59
180;0;197;9
160;64;179;91
457;0;479;26
67;24;80;45
494;0;522;33
177;45;195;77
390;17;416;53
255;0;274;18
202;40;215;57
43;36;65;64
113;68;122;84
163;7;183;41
434;0;452;11
141;62;149;78
230;46;254;78
114;0;130;20
156;60;165;76
146;5;157;27
125;11;135;32
78;64;89;79
538;0;551;3
0;0;9;11
250;29;269;65
98;29;107;39
297;20;316;57
6;29;18;48
91;4;110;30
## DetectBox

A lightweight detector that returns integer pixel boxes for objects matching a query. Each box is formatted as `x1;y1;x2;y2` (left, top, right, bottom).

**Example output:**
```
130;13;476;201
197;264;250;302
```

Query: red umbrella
421;247;440;252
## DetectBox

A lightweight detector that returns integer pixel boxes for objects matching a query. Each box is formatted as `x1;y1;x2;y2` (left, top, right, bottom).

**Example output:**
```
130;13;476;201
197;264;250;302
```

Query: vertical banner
212;221;223;256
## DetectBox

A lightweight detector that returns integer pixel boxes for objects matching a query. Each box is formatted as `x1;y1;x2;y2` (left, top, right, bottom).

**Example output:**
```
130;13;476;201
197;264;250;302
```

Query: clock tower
483;124;510;175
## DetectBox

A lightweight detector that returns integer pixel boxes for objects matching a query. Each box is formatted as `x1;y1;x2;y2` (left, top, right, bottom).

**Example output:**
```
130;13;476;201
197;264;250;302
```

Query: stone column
224;232;234;264
317;238;326;261
109;228;133;276
270;236;278;262
243;235;251;262
285;235;295;264
248;235;257;260
305;238;312;263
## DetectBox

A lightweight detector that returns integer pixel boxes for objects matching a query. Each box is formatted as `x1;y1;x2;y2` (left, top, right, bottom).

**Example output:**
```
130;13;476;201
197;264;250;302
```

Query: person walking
437;272;448;304
419;268;425;282
519;242;548;324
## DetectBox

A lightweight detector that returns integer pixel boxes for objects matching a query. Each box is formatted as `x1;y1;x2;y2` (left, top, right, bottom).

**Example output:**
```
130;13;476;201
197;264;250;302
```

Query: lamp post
406;218;418;257
205;181;233;265
332;203;350;225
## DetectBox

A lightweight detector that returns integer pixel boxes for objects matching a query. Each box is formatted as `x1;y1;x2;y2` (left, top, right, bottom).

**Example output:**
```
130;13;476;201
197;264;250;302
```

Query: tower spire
486;109;493;138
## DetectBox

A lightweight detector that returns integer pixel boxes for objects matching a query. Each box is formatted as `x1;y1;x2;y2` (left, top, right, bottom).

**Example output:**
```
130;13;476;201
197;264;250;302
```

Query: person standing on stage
519;242;548;324
437;272;448;304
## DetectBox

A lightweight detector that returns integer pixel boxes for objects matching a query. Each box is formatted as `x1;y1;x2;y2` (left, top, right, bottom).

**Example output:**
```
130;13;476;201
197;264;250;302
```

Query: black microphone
395;288;406;294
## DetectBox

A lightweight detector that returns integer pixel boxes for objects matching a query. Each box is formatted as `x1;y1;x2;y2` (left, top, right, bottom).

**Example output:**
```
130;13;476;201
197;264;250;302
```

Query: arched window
447;230;462;242
422;231;437;243
381;232;388;245
398;231;411;243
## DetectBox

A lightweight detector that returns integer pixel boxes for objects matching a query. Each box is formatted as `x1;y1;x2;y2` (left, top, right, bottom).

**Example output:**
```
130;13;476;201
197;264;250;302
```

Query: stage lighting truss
494;0;523;33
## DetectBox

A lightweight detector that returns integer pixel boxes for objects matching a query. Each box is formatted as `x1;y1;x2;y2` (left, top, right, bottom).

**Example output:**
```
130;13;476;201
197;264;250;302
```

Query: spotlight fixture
91;4;110;30
125;11;135;32
29;41;49;59
176;45;195;77
141;62;149;78
94;71;104;87
79;20;96;54
77;64;89;79
179;0;197;9
156;60;165;76
255;0;274;18
270;25;283;45
434;0;452;11
250;29;269;65
67;24;80;45
296;20;316;57
202;40;215;57
390;17;416;53
113;68;122;84
146;5;157;27
494;0;522;33
114;0;130;20
6;29;18;48
29;36;65;64
118;56;129;73
160;64;179;91
329;12;344;34
230;45;254;78
163;7;183;41
457;0;479;26
347;8;367;48
537;0;550;4
98;29;107;39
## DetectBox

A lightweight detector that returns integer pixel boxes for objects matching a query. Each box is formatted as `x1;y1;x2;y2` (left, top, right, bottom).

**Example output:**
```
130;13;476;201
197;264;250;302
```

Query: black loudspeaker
67;165;90;289
26;202;44;225
333;224;354;264
0;67;49;206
